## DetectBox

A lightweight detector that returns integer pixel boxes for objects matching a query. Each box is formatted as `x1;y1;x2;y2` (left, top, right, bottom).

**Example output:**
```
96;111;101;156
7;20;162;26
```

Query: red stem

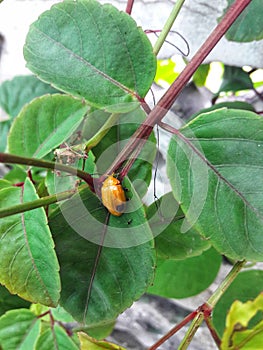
125;0;135;15
148;310;198;350
106;0;252;176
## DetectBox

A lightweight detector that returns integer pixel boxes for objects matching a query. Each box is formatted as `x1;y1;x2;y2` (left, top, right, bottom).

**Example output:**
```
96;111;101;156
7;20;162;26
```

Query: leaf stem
0;153;94;189
153;0;186;56
207;260;246;308
85;113;120;152
108;0;252;174
178;260;246;349
0;188;77;218
147;310;198;350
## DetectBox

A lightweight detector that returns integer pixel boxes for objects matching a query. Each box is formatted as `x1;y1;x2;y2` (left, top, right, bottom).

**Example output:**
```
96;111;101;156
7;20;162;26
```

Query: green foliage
218;65;253;94
8;94;88;158
0;0;263;349
221;0;263;42
221;292;263;350
213;270;263;337
148;248;222;299
168;109;263;262
24;0;156;112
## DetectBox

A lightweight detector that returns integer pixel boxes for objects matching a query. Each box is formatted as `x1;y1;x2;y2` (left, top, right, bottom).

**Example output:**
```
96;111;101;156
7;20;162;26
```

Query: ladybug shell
101;175;126;216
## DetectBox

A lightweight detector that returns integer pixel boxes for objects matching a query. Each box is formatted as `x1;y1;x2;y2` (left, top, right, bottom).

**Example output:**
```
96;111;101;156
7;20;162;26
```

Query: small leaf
78;332;126;349
35;325;79;350
24;0;156;111
218;66;253;94
0;179;60;306
193;64;210;87
220;0;263;42
0;75;58;118
0;309;40;350
146;192;211;260
167;109;263;261
221;293;263;350
154;59;178;87
8;94;88;159
0;285;30;316
213;270;263;337
147;248;221;298
49;184;155;328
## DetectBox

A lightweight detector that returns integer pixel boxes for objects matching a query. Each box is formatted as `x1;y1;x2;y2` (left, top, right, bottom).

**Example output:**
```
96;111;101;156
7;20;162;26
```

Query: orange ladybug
101;175;126;216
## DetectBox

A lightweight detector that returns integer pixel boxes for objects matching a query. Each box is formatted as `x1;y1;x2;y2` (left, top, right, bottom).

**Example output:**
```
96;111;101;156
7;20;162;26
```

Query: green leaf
49;184;155;328
146;192;211;260
147;248;221;299
167;109;263;261
189;101;255;121
0;180;12;191
0;309;40;350
78;332;126;349
193;64;210;87
8;94;88;159
213;270;263;337
218;66;253;94
0;178;60;306
0;121;10;153
0;75;58;118
154;59;178;87
221;292;263;350
220;0;263;42
35;325;79;350
24;0;156;111
0;285;31;316
3;166;27;184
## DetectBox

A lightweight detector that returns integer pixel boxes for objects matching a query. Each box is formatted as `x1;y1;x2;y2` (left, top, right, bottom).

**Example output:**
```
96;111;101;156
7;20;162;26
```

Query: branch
106;0;252;175
0;189;77;218
0;153;94;189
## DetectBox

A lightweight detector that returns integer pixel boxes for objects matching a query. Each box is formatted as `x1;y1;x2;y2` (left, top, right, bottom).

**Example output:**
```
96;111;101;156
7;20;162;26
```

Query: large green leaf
8;94;88;159
0;285;30;316
213;270;263;337
0;309;40;350
35;325;78;350
220;0;263;42
49;184;155;328
0;178;60;306
147;248;222;298
0;75;58;118
24;0;156;111
146;192;211;260
167;109;263;261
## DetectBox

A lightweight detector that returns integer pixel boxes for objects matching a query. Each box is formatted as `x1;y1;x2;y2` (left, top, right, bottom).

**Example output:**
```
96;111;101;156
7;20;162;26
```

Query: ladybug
101;175;126;216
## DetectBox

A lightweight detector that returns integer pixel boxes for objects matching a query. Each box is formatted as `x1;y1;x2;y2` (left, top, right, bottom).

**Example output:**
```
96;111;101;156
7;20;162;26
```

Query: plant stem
107;0;252;174
0;153;93;189
148;310;198;350
85;113;120;152
205;315;221;349
178;312;204;350
178;260;246;349
0;189;77;218
153;0;186;56
125;0;134;15
207;260;246;308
